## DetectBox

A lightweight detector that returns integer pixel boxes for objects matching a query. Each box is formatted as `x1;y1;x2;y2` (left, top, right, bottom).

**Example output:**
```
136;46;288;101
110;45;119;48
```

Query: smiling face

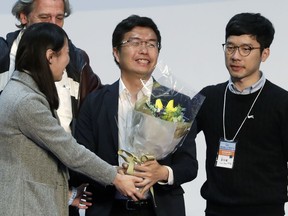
113;26;159;81
224;34;270;90
20;0;65;28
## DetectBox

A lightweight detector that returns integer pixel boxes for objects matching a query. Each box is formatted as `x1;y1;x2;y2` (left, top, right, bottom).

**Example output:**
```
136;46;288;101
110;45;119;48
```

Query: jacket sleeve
167;121;198;186
78;49;103;112
66;40;103;117
16;93;117;186
0;37;10;74
156;91;199;188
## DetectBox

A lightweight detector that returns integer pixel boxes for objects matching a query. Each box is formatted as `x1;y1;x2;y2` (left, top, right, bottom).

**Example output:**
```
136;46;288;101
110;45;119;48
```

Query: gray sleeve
16;94;117;186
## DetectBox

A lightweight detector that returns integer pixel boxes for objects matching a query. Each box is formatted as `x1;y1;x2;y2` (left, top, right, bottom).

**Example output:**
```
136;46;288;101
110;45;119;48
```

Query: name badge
215;139;237;169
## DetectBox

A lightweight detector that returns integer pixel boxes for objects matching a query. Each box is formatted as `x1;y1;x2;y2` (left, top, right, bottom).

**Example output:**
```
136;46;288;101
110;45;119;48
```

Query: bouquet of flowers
118;62;205;164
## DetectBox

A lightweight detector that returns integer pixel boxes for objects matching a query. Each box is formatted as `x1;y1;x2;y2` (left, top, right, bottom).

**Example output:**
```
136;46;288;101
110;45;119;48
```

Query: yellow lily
155;99;163;110
166;100;177;112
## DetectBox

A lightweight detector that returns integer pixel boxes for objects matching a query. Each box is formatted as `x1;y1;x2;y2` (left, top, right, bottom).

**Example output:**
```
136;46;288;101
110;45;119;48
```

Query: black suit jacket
74;80;198;216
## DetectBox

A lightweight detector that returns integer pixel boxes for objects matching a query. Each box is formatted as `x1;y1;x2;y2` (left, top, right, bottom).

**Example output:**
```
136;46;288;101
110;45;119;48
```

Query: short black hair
112;15;161;67
225;13;275;50
112;15;161;50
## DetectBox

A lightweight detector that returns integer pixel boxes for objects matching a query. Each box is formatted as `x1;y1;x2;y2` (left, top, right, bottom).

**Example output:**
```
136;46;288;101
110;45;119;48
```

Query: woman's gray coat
0;71;116;216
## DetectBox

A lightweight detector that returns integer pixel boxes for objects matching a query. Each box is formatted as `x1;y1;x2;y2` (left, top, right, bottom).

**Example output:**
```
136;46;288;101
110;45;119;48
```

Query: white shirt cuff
158;166;174;185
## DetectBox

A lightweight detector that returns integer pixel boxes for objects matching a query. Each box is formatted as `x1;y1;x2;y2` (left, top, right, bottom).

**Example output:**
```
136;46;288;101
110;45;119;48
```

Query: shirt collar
228;71;266;95
119;77;153;100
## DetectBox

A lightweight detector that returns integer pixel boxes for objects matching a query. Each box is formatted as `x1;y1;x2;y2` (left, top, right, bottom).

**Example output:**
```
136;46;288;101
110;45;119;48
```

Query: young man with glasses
196;12;288;216
72;15;198;216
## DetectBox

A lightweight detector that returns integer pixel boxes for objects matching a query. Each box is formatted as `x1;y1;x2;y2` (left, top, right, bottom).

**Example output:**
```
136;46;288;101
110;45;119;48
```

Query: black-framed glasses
222;43;261;57
119;38;159;50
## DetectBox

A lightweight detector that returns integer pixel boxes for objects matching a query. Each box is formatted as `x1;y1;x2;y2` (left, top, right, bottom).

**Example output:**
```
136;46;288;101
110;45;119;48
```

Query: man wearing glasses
73;15;198;216
0;0;102;133
196;13;288;216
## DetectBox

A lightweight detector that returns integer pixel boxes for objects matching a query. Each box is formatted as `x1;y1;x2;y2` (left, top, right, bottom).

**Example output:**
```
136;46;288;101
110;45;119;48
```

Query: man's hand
123;160;169;195
71;183;93;209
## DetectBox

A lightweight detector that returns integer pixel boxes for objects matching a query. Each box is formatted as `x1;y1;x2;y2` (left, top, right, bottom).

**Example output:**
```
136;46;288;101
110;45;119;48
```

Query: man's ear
19;13;28;25
113;47;120;64
46;49;54;64
261;47;270;62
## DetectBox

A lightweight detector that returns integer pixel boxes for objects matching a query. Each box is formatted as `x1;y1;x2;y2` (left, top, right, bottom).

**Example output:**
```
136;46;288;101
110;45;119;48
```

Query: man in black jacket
73;15;198;216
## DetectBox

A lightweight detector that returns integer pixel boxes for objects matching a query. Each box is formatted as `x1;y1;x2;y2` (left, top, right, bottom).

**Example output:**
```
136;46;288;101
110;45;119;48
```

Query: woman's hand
113;173;144;201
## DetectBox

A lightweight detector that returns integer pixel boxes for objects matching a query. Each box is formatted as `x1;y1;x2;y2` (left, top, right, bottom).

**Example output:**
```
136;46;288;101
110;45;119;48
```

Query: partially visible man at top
0;0;102;133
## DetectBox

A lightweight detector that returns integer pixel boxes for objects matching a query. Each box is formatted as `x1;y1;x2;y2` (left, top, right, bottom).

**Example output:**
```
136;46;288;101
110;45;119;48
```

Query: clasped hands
70;161;169;209
118;159;169;198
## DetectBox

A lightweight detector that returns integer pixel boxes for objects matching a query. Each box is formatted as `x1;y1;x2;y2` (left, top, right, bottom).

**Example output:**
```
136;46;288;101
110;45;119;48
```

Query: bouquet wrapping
118;62;205;163
118;62;205;201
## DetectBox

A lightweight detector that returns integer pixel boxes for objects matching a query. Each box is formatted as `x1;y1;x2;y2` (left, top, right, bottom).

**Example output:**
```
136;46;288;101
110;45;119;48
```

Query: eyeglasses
119;38;159;49
20;0;33;3
222;43;261;57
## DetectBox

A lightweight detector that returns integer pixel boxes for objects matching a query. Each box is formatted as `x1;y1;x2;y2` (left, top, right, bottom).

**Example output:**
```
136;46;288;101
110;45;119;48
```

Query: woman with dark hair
0;22;143;216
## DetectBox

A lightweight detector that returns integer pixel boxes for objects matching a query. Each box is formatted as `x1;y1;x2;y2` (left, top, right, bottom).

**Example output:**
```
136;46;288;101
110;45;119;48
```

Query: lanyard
222;82;264;142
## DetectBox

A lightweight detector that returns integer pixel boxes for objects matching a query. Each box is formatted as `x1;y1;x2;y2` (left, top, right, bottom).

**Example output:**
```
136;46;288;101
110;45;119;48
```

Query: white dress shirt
118;77;174;185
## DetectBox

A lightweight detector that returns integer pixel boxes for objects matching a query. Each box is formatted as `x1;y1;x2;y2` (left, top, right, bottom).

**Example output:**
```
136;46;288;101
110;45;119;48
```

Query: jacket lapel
103;81;120;151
